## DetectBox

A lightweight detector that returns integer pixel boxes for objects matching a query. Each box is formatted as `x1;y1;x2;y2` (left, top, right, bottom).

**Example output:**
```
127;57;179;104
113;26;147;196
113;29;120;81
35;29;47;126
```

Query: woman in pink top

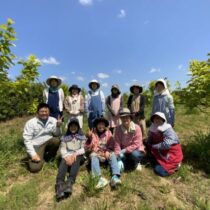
114;108;145;171
106;84;123;134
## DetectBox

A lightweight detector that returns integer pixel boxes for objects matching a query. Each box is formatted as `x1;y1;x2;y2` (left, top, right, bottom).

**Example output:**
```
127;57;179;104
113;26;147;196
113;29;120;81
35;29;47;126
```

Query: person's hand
87;128;93;137
64;154;77;166
105;151;110;160
119;149;126;159
57;115;63;127
31;154;41;162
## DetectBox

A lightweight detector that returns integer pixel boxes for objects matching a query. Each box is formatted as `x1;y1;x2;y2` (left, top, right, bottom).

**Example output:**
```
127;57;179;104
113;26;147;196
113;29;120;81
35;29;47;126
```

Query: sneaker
55;183;65;200
110;175;121;188
136;163;142;171
117;160;124;173
95;177;109;189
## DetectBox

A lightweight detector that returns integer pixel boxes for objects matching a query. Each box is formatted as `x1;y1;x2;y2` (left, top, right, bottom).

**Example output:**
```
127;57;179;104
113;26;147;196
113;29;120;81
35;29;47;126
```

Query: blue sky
0;0;210;95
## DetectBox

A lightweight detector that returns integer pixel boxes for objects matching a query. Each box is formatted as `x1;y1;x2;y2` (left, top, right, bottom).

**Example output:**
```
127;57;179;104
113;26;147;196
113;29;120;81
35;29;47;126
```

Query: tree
182;55;210;110
0;18;16;82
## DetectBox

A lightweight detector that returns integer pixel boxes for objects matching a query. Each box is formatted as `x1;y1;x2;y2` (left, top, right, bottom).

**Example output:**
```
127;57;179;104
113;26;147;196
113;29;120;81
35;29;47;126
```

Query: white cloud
102;83;108;87
60;76;67;82
117;9;126;18
149;68;160;73
71;71;76;75
116;69;122;74
132;79;138;82
77;76;85;81
79;0;93;6
178;64;183;70
125;82;131;87
97;73;109;79
187;71;192;76
39;57;60;65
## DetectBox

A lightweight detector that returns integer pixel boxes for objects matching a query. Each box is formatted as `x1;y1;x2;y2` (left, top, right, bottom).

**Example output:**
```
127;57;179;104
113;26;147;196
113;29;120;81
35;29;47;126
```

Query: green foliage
0;18;16;82
122;92;129;107
182;56;210;110
183;131;210;174
0;55;43;121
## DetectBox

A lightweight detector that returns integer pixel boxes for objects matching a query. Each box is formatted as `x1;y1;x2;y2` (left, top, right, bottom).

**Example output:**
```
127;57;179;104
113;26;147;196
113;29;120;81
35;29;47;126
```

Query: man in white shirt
23;103;63;172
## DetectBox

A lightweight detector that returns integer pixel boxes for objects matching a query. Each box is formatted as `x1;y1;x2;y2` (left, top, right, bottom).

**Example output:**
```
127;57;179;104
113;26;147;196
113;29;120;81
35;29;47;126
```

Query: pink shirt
114;122;145;155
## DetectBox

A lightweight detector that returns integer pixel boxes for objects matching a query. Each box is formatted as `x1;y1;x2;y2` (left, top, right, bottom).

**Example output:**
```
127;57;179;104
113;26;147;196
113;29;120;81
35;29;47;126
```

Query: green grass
0;106;210;210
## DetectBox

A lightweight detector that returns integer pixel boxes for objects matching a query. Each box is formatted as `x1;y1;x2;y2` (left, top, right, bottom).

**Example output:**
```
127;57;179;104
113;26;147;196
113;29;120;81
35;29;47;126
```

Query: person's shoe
95;177;109;189
64;182;72;197
110;175;121;188
117;160;124;173
55;183;65;201
136;163;142;171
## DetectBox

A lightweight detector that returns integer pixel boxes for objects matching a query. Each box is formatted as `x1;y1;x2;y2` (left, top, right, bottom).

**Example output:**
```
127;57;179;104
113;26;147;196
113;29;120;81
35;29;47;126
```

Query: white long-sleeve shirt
23;116;61;157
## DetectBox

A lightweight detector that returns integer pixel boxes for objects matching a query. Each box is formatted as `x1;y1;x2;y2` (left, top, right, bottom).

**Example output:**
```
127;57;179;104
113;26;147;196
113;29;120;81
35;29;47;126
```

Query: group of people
23;75;183;201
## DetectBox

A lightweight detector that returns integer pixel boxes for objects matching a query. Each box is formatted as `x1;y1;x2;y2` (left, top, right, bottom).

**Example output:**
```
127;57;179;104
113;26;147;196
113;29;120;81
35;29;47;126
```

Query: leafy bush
183;131;210;174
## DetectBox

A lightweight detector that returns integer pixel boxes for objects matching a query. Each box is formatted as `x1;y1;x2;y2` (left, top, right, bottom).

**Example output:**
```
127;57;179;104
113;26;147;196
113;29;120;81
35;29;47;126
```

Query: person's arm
106;96;115;116
64;96;71;113
23;122;37;157
100;90;106;116
43;89;48;103
127;95;132;110
168;95;175;126
119;95;124;112
60;88;65;103
52;118;62;137
85;93;90;117
138;95;145;116
152;128;179;150
80;95;85;113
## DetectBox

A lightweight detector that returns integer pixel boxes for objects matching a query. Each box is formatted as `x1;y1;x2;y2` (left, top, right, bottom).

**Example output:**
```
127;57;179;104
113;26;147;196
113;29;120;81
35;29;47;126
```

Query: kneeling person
23;103;62;173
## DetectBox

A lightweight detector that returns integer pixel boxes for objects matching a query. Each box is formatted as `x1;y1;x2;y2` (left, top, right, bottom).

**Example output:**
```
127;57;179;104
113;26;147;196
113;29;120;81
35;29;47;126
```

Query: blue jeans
154;164;169;177
121;150;144;170
91;153;120;177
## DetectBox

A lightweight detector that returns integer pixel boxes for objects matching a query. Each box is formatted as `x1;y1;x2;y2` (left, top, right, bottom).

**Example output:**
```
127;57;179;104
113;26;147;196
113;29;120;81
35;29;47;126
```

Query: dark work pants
56;155;84;184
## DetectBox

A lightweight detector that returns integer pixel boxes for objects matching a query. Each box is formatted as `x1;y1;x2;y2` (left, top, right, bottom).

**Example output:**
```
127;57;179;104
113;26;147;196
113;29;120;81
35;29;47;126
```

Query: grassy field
0;106;209;210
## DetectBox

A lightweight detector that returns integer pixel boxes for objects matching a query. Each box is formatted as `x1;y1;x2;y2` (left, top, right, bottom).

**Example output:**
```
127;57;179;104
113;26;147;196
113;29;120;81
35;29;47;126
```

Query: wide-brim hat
130;83;143;94
93;117;109;128
119;108;132;117
46;76;62;86
69;84;81;93
151;112;166;123
88;79;100;89
111;84;121;94
67;118;80;129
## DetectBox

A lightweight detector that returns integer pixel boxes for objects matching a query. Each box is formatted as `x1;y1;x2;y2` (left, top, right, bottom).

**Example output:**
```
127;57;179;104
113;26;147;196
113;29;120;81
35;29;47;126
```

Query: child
55;118;86;200
64;84;85;128
85;117;121;189
127;83;146;137
152;79;175;126
114;108;145;171
43;76;65;119
146;112;183;177
106;84;123;134
85;80;105;129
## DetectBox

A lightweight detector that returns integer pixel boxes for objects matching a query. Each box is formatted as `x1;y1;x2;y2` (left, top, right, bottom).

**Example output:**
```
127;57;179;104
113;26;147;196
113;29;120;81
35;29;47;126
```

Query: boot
55;183;65;200
64;182;72;197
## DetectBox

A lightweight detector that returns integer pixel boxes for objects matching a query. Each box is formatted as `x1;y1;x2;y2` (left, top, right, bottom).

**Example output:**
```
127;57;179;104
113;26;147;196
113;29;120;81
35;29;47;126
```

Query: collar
121;121;136;134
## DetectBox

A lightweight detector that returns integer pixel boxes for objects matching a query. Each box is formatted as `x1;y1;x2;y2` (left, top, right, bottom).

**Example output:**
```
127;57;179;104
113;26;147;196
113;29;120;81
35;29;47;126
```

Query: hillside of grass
0;106;209;210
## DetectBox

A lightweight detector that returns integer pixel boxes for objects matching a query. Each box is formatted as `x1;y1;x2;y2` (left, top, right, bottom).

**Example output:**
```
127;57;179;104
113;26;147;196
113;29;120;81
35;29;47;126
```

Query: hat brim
69;87;81;93
130;86;143;94
46;78;62;86
151;114;165;123
93;118;109;127
111;87;121;94
89;82;100;89
119;113;132;117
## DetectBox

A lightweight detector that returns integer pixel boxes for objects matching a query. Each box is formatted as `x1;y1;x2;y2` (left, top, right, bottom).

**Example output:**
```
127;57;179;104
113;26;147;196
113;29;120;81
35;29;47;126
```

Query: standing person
152;79;175;126
85;80;105;129
43;75;65;119
114;108;145;171
64;84;85;129
146;112;183;177
85;117;121;189
23;103;62;173
55;118;86;200
127;83;146;138
106;84;123;134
